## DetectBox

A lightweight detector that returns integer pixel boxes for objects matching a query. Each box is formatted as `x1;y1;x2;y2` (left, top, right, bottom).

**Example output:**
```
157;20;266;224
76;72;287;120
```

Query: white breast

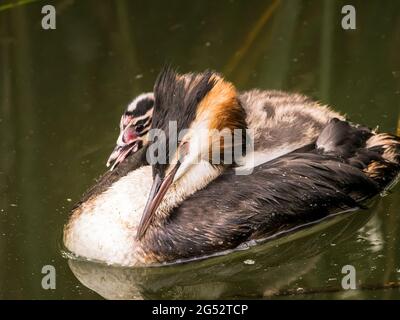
63;166;152;266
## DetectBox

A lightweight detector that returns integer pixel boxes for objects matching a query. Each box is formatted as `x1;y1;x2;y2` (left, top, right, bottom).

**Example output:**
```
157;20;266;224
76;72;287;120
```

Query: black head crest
150;67;217;177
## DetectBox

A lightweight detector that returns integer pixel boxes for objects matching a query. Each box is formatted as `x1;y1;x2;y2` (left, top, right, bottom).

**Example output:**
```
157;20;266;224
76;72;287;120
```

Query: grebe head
106;93;154;170
137;68;247;239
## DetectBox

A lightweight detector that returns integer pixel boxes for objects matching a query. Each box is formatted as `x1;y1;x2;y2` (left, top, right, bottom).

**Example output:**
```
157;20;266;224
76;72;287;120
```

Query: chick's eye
135;124;144;132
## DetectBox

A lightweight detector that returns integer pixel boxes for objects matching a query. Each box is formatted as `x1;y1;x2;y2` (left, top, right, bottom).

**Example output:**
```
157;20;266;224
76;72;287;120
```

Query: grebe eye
178;141;189;160
135;124;144;132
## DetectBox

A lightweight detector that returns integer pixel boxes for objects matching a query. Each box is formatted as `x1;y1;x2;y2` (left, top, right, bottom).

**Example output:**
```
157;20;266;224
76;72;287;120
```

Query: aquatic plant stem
224;0;281;75
0;0;41;12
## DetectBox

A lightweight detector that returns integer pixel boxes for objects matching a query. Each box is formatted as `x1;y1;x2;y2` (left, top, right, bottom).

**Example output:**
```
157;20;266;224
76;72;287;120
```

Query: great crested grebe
64;68;400;266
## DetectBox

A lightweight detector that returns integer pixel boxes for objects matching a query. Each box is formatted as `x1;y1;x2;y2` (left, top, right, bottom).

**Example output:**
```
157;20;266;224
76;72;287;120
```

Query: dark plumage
142;118;400;262
153;67;215;132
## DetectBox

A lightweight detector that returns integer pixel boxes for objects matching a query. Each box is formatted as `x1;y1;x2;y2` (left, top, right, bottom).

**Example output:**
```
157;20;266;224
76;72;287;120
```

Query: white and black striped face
106;93;154;170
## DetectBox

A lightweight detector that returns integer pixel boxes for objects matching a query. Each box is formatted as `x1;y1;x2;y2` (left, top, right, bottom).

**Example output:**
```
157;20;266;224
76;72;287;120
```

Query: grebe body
64;69;400;266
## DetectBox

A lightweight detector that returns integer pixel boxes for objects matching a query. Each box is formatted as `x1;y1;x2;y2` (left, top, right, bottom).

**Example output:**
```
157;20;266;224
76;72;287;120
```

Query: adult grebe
64;69;400;266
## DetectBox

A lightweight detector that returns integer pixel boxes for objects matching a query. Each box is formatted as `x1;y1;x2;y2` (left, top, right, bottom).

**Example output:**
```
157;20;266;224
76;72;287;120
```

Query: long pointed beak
136;163;180;240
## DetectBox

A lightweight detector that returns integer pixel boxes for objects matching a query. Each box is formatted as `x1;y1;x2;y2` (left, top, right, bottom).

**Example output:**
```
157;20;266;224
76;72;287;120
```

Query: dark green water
1;0;399;299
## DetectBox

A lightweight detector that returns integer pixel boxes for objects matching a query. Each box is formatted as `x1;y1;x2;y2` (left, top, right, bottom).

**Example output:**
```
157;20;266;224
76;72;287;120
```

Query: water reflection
67;208;377;299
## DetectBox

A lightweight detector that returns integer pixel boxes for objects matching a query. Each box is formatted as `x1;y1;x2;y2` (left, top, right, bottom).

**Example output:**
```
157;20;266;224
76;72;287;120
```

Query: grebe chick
106;93;153;170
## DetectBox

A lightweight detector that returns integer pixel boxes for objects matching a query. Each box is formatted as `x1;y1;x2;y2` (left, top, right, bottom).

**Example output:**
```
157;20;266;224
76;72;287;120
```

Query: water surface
0;0;399;299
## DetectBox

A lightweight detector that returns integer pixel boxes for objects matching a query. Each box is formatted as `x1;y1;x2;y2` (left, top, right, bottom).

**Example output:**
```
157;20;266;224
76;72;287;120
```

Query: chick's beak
106;143;139;170
136;163;181;240
106;121;143;170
